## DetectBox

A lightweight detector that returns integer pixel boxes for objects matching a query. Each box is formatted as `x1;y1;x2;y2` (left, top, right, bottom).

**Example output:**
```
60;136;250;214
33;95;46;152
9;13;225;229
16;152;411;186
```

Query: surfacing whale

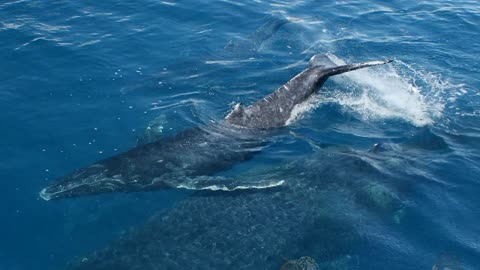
39;55;393;201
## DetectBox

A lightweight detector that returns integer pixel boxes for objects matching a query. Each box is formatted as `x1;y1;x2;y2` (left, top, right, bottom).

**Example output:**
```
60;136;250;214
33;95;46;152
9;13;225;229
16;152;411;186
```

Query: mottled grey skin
225;58;393;128
40;55;392;201
40;125;269;200
65;149;405;270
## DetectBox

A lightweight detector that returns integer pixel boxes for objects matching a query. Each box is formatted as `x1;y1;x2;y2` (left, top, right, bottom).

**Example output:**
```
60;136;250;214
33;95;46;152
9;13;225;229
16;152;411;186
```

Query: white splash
286;96;322;125
286;54;456;127
327;54;440;126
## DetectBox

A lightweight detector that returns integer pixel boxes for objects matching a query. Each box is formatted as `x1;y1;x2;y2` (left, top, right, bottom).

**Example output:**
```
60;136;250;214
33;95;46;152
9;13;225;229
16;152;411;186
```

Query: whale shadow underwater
39;54;393;201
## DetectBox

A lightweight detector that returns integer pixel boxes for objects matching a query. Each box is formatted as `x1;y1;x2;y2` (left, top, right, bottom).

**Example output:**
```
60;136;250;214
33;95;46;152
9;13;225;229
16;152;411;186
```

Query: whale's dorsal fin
225;102;246;121
309;53;339;69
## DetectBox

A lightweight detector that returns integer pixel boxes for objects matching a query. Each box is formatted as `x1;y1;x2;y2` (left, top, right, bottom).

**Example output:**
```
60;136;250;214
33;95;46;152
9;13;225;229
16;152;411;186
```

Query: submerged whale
39;55;393;201
121;15;291;95
65;147;406;270
223;15;290;54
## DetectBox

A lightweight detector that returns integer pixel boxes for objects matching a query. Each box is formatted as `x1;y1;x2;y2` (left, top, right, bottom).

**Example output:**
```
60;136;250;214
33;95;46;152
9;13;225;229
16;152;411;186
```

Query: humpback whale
65;148;405;270
39;55;393;201
223;15;290;54
121;15;290;95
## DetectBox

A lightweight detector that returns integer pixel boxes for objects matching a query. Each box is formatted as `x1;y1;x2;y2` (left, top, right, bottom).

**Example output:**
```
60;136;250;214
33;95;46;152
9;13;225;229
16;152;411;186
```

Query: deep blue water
1;0;479;269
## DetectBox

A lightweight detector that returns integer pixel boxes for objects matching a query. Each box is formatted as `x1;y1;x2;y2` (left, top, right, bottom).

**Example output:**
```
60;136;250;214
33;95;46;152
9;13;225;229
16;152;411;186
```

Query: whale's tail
322;58;394;77
225;54;394;129
309;54;394;77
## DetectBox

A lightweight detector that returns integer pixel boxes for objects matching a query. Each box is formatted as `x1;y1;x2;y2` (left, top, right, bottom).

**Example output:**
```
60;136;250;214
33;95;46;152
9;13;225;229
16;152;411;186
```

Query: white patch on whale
176;179;285;191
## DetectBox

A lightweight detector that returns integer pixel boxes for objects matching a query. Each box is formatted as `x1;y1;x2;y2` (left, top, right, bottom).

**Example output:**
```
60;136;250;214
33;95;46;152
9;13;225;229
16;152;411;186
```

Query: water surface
0;0;479;269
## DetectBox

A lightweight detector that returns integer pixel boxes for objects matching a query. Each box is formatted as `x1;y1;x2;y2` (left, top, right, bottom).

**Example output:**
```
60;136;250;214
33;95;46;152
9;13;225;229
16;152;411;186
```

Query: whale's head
39;164;129;201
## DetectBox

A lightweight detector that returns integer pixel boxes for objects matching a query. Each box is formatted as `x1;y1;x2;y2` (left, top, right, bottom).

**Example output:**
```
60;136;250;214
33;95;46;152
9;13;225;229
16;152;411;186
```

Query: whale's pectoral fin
165;176;285;191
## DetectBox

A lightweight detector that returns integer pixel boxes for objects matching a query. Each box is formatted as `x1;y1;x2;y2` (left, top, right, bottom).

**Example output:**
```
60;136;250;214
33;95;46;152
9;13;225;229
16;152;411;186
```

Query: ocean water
1;0;479;269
